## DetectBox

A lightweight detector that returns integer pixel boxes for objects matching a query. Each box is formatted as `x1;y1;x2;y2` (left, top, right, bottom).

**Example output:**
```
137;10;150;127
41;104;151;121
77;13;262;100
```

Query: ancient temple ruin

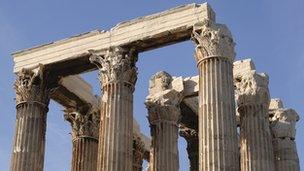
10;2;300;171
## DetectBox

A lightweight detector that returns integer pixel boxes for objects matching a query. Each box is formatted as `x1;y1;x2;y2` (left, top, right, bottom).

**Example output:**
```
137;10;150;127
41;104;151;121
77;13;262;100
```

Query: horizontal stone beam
12;3;214;75
173;58;255;98
51;75;151;155
51;75;99;109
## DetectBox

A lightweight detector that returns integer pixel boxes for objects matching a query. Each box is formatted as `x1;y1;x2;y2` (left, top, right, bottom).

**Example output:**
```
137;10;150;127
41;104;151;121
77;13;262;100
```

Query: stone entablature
9;1;301;170
12;3;214;74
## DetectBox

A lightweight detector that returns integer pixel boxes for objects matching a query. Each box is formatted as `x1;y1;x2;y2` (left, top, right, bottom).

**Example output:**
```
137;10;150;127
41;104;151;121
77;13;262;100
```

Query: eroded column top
269;99;300;140
146;71;183;124
234;60;270;107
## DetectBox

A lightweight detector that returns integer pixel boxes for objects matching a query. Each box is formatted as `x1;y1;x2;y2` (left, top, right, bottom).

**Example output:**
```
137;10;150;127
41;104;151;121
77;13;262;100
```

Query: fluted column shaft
90;47;137;171
146;71;181;171
99;83;134;170
149;114;179;171
192;19;239;171
198;57;238;171
238;104;275;171
268;100;300;171
71;138;98;171
11;67;50;171
235;67;275;171
64;106;100;171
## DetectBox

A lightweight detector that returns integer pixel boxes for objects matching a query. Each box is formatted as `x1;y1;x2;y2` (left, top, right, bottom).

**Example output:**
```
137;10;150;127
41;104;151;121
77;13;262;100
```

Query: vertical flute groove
146;71;181;171
235;65;275;171
11;102;48;171
197;58;239;171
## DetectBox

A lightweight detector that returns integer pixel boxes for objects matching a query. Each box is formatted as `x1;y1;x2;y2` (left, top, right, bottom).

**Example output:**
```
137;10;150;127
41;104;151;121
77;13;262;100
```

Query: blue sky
0;0;303;170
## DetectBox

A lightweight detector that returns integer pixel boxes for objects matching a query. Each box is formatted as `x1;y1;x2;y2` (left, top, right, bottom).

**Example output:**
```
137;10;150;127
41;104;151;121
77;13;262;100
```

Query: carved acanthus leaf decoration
192;19;235;63
14;66;50;105
89;46;138;87
64;105;100;140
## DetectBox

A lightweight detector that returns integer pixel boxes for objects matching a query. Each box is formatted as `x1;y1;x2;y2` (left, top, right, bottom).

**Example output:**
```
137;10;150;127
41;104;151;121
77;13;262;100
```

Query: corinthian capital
89;46;138;87
192;19;235;63
234;70;270;107
14;65;50;105
64;104;100;140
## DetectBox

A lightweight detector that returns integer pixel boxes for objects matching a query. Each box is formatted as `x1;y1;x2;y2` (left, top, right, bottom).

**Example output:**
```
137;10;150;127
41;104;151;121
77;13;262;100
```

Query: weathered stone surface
133;135;145;171
64;106;99;171
233;58;256;77
192;19;236;62
235;71;270;106
270;108;299;139
182;76;199;97
12;3;215;75
269;98;284;111
90;47;138;171
64;106;99;141
146;71;182;171
11;66;50;171
192;19;239;171
183;97;198;114
170;59;258;98
133;119;151;161
89;46;138;87
272;138;300;171
235;62;275;171
52;74;151;170
269;99;300;171
179;125;198;171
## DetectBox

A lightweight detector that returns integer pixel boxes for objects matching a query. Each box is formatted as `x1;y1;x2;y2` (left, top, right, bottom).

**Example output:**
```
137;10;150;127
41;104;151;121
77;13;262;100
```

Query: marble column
235;70;275;171
133;135;145;171
192;19;239;170
11;66;50;171
64;105;99;171
269;99;300;171
145;71;181;171
90;47;138;171
179;126;198;171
